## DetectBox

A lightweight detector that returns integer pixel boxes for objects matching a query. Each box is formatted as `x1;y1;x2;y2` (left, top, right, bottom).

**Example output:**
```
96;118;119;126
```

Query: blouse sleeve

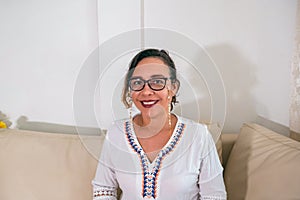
198;126;227;200
92;132;119;200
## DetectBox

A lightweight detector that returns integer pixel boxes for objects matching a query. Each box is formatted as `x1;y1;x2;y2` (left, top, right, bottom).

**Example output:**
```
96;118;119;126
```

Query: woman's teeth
141;100;158;107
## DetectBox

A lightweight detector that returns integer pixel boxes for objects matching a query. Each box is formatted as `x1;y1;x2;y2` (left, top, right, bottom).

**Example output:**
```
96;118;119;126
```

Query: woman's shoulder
178;116;209;133
107;118;128;131
178;116;214;143
105;118;129;139
103;118;130;149
179;116;217;156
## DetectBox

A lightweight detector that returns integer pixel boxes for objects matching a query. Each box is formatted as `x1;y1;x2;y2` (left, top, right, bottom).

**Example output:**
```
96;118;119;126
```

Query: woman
92;49;227;199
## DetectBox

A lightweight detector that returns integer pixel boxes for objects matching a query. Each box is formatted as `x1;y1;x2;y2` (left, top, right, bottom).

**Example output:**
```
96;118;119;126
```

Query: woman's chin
148;105;167;119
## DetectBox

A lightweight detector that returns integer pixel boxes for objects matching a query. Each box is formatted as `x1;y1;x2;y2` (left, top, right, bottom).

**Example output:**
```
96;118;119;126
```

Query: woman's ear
170;80;180;96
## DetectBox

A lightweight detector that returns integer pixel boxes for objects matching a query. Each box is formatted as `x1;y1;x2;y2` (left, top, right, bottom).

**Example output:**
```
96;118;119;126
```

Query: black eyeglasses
128;77;170;91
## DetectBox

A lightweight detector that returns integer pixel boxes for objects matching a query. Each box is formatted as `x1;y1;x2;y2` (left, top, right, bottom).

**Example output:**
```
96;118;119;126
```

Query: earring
127;91;133;123
168;93;172;130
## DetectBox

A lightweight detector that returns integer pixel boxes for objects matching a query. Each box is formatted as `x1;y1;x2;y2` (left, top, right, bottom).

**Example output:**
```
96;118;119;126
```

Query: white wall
96;0;297;132
0;0;297;133
0;0;98;127
147;0;297;132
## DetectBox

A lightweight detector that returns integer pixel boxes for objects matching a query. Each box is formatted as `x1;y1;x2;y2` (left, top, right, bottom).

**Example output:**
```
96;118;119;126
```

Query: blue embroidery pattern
125;121;185;199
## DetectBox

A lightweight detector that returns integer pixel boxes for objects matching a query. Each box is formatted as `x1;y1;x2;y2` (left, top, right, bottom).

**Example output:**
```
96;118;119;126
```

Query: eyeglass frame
128;77;173;92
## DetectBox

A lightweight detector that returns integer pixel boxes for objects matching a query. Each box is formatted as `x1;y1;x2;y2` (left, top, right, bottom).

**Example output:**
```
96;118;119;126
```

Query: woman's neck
133;113;171;139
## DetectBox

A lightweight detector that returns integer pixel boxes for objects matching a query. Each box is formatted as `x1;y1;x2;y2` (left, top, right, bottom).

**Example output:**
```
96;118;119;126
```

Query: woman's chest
116;158;200;200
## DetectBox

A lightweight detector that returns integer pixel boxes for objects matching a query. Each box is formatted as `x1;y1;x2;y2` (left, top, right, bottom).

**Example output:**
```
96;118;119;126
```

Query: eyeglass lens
129;78;167;91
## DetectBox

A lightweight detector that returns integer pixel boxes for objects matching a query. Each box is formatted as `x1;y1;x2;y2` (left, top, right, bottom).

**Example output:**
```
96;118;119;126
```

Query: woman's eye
133;80;143;85
153;79;164;84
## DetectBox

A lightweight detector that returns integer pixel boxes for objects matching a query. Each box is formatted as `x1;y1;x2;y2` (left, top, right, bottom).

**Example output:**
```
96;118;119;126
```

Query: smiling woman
92;49;227;200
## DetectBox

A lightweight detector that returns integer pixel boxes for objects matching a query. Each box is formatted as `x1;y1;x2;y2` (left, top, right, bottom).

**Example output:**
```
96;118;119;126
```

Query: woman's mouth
140;100;159;108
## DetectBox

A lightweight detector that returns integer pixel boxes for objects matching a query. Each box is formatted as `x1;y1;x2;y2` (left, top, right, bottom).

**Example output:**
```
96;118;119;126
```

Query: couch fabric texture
0;123;300;200
0;129;104;200
224;123;300;200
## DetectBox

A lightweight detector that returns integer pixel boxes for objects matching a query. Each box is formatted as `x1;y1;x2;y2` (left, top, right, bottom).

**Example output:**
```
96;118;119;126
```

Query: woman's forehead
132;58;170;78
132;64;170;78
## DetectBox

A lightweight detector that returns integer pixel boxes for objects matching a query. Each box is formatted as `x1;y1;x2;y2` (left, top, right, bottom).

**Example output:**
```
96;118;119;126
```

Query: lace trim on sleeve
93;186;117;199
200;195;226;200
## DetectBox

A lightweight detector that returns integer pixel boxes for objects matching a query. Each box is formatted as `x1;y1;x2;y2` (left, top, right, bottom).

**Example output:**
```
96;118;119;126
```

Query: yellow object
0;121;7;128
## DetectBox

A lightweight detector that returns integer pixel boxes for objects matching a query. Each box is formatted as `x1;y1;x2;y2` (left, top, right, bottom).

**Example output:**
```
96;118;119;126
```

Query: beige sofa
0;123;300;200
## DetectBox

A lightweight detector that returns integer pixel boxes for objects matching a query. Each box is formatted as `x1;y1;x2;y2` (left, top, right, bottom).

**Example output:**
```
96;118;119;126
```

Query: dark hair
122;48;180;110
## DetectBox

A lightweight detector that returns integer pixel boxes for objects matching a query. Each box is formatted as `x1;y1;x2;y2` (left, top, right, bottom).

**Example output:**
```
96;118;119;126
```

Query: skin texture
130;57;178;162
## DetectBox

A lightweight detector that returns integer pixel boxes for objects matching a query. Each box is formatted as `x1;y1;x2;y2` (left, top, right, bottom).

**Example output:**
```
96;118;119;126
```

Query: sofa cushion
290;130;300;142
221;133;238;167
0;129;104;200
224;123;300;200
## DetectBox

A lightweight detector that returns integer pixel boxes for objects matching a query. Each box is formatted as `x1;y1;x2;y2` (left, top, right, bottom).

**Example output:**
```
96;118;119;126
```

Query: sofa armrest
221;133;238;167
290;130;300;142
224;123;300;200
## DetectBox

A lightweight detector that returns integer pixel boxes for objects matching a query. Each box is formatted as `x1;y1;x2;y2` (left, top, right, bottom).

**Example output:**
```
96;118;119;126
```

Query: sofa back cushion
0;129;104;200
224;123;300;200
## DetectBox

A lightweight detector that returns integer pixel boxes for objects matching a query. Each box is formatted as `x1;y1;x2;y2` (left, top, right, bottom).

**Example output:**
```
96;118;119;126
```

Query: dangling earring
168;92;172;130
127;91;133;123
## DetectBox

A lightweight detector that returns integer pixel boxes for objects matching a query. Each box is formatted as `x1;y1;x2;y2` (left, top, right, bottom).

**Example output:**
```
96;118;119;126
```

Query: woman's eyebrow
131;74;165;79
130;76;143;79
150;74;165;78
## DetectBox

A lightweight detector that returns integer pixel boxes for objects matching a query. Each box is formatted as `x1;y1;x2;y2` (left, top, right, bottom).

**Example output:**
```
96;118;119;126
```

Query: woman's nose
141;83;154;95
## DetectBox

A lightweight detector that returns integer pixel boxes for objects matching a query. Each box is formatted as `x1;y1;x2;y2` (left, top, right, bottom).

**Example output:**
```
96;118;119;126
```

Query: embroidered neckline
125;120;185;199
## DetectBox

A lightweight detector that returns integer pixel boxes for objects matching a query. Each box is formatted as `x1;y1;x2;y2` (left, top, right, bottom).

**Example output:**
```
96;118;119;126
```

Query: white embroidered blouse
92;116;227;200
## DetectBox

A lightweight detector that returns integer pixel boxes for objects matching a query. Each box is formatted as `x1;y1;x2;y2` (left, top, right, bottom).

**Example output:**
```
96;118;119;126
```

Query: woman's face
130;57;174;118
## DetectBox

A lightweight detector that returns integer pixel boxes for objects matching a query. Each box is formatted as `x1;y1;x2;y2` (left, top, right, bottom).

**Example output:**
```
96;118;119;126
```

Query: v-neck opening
124;116;186;199
130;115;180;164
